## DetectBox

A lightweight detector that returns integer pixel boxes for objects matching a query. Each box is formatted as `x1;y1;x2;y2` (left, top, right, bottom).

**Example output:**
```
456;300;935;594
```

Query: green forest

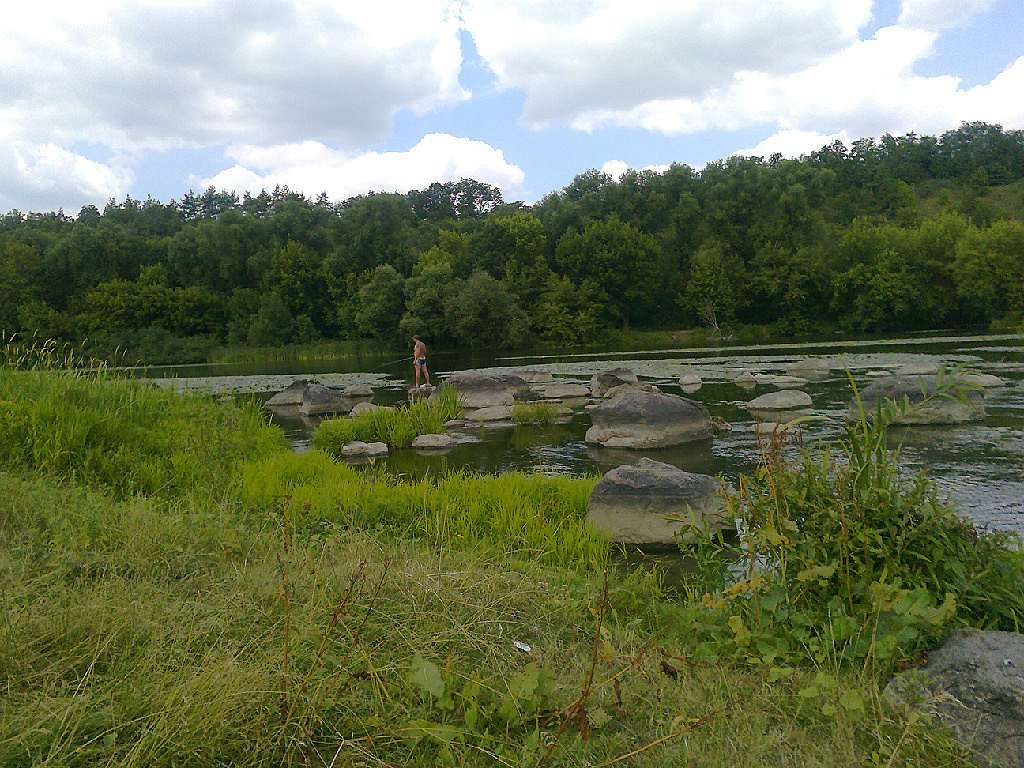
2;122;1023;363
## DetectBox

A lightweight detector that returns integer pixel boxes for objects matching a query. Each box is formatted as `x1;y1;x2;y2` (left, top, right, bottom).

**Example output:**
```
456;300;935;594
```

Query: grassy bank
1;364;1018;765
207;338;394;365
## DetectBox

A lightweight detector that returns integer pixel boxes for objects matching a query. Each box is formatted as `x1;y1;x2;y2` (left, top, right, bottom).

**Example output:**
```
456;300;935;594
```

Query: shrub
676;401;1024;670
312;385;462;452
511;402;560;426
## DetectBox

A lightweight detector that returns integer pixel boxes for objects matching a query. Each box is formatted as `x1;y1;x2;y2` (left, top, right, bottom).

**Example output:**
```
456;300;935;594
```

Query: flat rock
411;433;455;450
591;368;640;397
586;458;727;546
678;372;703;391
300;384;357;416
350;401;389;417
585;390;713;449
897;362;941;375
852;375;985;424
266;379;312;407
733;370;757;388
468;405;514;422
746;390;813;411
885;630;1024;768
340;441;388;457
603;382;659;399
537;381;591;399
445;373;530;408
754;374;808;388
785;358;832;379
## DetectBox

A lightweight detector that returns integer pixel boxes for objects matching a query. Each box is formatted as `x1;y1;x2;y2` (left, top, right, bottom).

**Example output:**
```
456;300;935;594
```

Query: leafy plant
511;402;561;426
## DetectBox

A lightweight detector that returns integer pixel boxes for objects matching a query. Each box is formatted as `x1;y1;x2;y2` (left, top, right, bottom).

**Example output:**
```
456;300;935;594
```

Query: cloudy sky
2;0;1022;212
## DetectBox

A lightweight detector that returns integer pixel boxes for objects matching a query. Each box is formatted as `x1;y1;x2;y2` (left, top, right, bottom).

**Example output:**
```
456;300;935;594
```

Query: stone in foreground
591;368;640;397
885;630;1024;768
301;384;356;416
266;379;311;407
746;390;813;412
851;375;985;424
585;390;713;449
340;441;388;457
411;433;455;450
445;373;530;408
586;458;727;546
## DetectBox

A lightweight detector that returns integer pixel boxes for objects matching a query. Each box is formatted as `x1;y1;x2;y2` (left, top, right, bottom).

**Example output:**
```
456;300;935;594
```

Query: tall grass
208;338;390;364
0;368;285;499
312;385;462;452
511;402;561;426
240;450;607;571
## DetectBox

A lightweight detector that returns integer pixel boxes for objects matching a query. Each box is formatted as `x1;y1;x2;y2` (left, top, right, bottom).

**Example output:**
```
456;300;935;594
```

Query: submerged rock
746;390;813;412
678;372;702;392
446;373;530;408
754;374;808;388
411;433;455;450
591;368;639;397
585;390;713;449
266;379;312;407
586;458;727;546
785;358;832;380
885;630;1024;768
958;372;1007;388
340;441;388;458
513;369;554;384
851;375;985;424
301;384;357;416
343;383;374;398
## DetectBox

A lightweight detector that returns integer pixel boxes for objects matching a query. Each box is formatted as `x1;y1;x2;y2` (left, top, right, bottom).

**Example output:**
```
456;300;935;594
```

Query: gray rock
851;375;985;424
746;390;813;412
446;373;530;408
513;369;554;384
897;361;941;375
585;390;713;449
300;384;356;416
350;401;391;417
603;382;659;399
343;383;374;398
678;372;702;391
411;433;455;450
754;374;808;388
468;405;514;422
591;368;640;397
785;358;832;379
586;458;727;546
958;372;1007;388
886;630;1024;767
266;379;311;407
409;384;435;398
340;441;388;457
537;381;591;399
733;370;757;388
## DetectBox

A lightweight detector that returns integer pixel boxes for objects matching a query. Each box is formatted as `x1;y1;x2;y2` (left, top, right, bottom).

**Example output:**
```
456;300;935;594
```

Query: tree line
1;122;1023;363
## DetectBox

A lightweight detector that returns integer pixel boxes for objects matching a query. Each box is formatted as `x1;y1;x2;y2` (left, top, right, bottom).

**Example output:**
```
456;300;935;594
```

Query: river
144;332;1024;534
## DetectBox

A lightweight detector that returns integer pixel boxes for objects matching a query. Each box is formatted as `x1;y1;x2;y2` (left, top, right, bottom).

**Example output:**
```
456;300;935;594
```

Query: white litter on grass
514;641;532;654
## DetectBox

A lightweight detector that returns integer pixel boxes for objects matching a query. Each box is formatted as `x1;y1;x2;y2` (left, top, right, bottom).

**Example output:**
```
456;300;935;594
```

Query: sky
1;0;1022;213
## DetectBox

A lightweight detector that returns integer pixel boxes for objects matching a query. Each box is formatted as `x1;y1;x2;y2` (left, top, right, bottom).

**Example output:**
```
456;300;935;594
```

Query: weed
512;402;561;426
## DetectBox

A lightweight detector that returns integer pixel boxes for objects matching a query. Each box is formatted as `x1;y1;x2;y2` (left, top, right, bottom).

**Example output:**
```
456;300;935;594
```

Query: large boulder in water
301;384;358;416
885;630;1024;767
585;390;713;449
266;379;312;407
851;375;984;424
591;368;640;397
445;373;530;408
586;458;727;546
411;433;455;450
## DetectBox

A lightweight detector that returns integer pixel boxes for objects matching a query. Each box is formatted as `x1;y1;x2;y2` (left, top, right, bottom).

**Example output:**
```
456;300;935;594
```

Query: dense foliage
2;123;1023;363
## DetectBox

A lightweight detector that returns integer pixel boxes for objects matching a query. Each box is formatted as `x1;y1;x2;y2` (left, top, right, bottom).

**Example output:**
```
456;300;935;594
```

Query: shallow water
151;333;1024;535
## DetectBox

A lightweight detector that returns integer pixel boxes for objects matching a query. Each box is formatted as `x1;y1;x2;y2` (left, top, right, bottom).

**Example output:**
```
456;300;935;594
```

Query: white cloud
599;160;671;180
0;0;466;151
0;143;131;213
463;0;873;127
201;133;525;199
731;130;852;160
898;0;997;30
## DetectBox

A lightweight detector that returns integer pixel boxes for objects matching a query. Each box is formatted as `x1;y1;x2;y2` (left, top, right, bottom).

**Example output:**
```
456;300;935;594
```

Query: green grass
511;402;561;426
240;450;607;572
312;385;462;451
0;368;285;500
0;469;974;768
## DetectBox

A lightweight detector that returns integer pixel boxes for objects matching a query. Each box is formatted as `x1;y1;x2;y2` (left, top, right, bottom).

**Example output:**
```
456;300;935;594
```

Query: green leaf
797;563;836;582
728;615;751;647
839;689;865;713
768;666;794;682
588;706;612;730
408;655;445;699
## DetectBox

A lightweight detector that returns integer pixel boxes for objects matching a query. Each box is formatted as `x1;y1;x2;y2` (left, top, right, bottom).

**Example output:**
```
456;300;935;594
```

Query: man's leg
414;362;420;388
423;364;430;387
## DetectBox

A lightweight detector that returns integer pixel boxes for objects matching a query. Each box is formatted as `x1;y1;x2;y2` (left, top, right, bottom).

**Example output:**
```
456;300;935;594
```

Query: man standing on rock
412;336;430;389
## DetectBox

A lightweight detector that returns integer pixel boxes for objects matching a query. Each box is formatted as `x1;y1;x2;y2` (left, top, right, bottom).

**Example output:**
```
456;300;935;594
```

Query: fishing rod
373;354;412;372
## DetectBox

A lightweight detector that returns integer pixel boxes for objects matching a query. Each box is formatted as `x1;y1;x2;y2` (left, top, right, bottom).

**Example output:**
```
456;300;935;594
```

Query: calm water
151;333;1024;534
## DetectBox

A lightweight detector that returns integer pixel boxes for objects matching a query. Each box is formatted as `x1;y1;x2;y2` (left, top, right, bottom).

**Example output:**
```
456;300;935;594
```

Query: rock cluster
585;390;713;449
851;375;985;424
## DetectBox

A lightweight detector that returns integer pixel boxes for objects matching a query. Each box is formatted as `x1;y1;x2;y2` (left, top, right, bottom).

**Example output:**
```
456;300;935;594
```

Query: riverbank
2;365;1021;765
